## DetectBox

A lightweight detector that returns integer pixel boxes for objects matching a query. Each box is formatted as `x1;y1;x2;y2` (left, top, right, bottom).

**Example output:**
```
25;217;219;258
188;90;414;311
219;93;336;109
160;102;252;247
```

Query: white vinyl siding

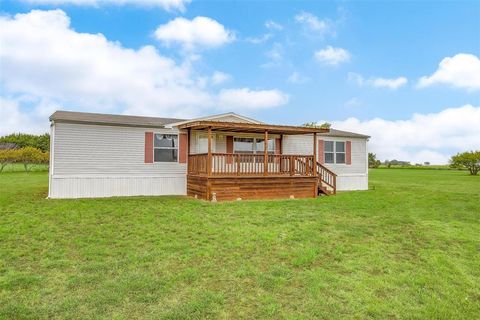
53;123;186;175
211;115;255;123
49;122;187;198
283;134;368;191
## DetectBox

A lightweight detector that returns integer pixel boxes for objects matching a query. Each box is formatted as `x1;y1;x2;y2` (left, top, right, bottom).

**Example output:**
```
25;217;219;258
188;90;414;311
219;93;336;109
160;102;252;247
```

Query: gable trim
165;112;263;128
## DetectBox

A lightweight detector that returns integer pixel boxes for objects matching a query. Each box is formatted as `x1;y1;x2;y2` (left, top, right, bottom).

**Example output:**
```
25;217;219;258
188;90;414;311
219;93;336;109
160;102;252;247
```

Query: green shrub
0;149;16;172
0;147;49;172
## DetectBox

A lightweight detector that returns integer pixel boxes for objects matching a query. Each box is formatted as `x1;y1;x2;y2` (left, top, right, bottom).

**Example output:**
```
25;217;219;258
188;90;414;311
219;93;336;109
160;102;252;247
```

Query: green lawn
0;170;479;319
0;163;49;173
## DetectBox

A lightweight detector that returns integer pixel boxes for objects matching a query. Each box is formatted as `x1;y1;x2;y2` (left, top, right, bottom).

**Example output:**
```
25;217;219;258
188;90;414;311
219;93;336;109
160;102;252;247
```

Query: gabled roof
50;110;185;128
49;110;369;138
177;120;329;135
320;128;370;139
165;112;263;127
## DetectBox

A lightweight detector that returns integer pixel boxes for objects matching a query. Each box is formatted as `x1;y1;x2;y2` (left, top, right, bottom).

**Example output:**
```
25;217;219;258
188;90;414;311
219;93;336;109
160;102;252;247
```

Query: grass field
0;163;49;173
0;169;479;319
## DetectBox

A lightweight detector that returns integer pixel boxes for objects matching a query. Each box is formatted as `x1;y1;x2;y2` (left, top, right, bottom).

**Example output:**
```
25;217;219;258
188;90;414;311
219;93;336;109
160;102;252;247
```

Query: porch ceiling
176;120;329;135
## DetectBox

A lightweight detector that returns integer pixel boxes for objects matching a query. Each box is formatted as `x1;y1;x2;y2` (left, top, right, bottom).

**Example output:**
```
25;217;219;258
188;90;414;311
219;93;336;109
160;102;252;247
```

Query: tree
368;153;381;168
303;122;332;129
450;151;480;175
0;133;50;152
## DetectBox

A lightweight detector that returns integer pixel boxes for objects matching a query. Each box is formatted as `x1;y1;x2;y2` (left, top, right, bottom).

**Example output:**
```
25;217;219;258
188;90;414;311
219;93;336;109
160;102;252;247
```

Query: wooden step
318;184;334;196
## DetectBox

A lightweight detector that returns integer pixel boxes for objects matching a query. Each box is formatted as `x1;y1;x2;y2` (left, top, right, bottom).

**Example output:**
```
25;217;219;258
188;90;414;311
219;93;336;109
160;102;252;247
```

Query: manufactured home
48;111;369;200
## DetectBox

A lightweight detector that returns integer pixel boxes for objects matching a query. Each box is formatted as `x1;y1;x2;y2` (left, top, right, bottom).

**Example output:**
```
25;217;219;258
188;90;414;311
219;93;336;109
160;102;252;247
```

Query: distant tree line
0;133;50;172
369;151;479;175
0;133;50;152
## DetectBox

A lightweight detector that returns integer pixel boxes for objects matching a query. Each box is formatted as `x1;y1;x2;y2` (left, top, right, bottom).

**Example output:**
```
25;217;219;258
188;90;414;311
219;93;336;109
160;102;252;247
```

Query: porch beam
264;130;268;176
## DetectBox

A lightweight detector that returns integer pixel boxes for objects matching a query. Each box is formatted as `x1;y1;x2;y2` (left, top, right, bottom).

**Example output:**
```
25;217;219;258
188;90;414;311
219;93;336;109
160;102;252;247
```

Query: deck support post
264;130;268;176
187;128;191;174
279;134;283;173
313;132;318;197
207;126;212;176
313;132;317;176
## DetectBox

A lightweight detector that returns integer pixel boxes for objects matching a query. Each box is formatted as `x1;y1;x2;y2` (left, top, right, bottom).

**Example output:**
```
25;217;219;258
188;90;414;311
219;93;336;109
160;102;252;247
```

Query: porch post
187;128;191;173
313;132;317;176
279;134;283;173
264;130;268;176
207;126;212;176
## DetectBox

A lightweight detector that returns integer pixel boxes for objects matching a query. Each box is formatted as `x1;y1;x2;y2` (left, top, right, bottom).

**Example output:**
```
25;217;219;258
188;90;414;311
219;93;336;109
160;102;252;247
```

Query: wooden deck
188;175;318;201
187;153;336;201
181;121;335;201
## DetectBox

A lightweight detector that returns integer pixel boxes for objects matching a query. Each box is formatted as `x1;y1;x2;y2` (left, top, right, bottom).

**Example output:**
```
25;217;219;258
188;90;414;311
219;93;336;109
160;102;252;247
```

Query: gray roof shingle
319;128;370;139
50;110;185;128
49;110;370;138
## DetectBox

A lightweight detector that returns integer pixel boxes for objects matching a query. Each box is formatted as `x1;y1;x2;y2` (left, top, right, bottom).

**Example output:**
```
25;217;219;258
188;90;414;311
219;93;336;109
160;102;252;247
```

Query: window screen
154;134;178;162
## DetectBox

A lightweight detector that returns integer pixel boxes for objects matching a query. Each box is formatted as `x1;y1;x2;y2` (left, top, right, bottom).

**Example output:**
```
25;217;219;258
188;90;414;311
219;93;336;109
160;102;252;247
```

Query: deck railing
188;153;315;176
316;161;337;192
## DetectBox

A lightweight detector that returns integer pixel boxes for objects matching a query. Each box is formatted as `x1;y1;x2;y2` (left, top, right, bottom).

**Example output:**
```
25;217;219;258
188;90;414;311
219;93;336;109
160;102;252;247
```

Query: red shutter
144;132;153;163
226;136;234;153
179;133;188;163
226;136;233;164
346;141;352;165
318;139;324;164
275;138;282;155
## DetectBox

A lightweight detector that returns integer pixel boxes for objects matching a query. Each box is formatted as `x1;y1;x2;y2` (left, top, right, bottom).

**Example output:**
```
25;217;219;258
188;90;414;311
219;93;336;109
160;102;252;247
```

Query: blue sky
0;0;479;163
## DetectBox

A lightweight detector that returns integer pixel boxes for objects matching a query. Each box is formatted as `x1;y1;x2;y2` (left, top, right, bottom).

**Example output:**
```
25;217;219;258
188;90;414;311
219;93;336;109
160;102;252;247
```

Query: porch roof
176;120;329;135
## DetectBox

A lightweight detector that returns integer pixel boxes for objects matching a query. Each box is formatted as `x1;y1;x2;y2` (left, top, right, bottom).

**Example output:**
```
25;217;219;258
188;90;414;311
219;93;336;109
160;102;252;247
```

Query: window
234;138;254;154
335;141;345;164
255;139;275;154
154;134;178;162
324;141;345;164
234;137;275;154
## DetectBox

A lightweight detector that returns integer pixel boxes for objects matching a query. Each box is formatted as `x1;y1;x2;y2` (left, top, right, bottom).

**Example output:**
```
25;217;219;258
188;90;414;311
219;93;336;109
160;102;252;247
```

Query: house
48;111;369;200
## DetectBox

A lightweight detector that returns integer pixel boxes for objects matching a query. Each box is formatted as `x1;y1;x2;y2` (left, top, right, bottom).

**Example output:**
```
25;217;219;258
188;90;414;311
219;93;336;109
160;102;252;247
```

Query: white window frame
196;132;216;154
233;137;275;154
324;140;346;164
153;133;179;163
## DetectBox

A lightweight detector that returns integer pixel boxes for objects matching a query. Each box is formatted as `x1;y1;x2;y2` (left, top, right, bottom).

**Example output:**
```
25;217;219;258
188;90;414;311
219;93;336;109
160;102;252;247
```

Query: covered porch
177;120;336;201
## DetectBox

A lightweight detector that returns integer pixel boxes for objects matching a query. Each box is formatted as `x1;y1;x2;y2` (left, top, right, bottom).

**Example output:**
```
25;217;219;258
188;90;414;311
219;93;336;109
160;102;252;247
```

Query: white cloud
20;0;190;11
217;88;289;110
0;10;288;133
245;33;272;44
344;97;362;108
372;77;408;89
0;96;59;135
348;73;408;89
210;71;231;85
265;20;283;31
261;43;284;68
417;53;480;91
154;16;235;50
326;105;480;164
287;72;309;84
314;46;350;66
295;12;330;37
